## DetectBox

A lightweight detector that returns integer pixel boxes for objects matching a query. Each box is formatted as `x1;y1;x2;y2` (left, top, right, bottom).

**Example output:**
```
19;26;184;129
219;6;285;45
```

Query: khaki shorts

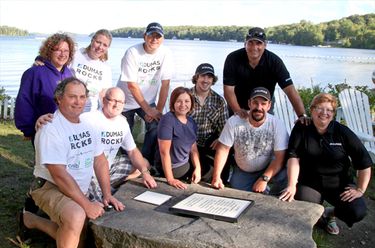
31;181;77;226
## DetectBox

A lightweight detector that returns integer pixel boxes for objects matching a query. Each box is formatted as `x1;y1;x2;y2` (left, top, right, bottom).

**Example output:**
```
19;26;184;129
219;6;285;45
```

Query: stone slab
90;178;323;248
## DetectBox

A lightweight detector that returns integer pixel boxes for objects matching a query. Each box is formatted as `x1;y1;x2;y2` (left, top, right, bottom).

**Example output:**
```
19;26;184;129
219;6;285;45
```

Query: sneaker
325;217;340;235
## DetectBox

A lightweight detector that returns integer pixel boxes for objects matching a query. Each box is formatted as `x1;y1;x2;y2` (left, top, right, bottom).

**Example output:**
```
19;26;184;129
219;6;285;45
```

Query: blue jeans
230;166;287;195
123;103;158;164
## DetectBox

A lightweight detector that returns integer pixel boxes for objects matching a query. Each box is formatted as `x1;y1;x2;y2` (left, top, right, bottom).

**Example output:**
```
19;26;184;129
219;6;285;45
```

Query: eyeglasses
106;97;124;105
314;107;334;115
52;49;70;54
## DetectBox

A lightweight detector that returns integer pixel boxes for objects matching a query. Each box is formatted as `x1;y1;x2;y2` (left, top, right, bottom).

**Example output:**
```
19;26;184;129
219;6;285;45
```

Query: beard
251;109;266;122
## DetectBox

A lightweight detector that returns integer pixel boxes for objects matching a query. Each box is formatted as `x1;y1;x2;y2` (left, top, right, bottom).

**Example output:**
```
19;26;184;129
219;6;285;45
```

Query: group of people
14;22;372;247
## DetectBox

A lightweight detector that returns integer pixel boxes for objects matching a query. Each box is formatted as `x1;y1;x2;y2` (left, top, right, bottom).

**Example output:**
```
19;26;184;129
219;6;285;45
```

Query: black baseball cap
246;27;266;43
145;22;164;36
249;87;271;101
195;63;215;76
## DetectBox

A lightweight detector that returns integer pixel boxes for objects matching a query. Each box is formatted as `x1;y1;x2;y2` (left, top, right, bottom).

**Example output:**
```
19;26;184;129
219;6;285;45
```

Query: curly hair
85;29;112;61
169;87;194;114
39;33;75;65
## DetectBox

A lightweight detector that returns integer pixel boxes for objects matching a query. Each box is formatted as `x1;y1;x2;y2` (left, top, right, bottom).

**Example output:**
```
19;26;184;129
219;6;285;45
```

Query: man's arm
223;85;248;119
211;142;231;189
127;147;157;188
127;82;161;120
282;85;308;124
47;164;105;219
93;153;125;211
252;150;286;193
156;79;170;113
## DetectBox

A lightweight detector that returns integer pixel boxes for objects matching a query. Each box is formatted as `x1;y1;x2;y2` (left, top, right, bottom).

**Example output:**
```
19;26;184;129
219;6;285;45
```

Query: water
1;36;375;98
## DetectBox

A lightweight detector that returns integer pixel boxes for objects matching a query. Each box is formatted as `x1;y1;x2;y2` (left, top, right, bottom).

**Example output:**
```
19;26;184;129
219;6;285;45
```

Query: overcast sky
1;0;374;34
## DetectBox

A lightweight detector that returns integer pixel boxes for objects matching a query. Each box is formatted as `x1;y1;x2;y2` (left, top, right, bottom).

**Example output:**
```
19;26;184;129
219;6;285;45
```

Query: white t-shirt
219;113;289;172
80;110;136;167
116;43;173;110
70;48;112;112
33;110;103;194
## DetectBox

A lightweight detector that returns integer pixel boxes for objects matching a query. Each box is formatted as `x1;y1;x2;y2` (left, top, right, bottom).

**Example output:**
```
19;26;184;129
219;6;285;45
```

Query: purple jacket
15;59;72;137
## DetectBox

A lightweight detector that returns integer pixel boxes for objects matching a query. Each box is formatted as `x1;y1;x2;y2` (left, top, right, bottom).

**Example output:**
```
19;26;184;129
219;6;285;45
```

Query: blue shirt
157;112;197;168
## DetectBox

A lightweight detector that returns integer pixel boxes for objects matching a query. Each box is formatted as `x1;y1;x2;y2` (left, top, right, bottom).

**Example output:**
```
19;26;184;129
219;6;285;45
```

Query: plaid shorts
88;150;133;202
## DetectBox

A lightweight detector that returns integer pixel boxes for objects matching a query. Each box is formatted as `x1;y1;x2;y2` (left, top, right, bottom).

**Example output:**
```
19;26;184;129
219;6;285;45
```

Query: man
117;22;173;165
35;87;158;202
189;63;230;182
81;87;158;201
21;77;124;248
223;27;307;123
211;87;288;193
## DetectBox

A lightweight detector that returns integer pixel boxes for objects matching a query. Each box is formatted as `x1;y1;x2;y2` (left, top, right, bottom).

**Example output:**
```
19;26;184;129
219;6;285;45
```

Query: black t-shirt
288;121;372;190
223;48;293;109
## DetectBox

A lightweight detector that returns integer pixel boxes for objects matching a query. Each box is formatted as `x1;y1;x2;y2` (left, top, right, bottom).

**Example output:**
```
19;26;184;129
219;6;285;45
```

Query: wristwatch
298;114;308;118
261;175;270;182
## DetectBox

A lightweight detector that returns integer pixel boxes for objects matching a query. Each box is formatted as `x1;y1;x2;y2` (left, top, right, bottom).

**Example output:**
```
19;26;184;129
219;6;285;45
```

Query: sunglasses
246;31;266;41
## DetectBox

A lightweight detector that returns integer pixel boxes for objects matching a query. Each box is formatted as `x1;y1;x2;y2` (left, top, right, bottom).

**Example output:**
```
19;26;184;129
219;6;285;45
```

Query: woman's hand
35;113;54;131
191;168;201;184
279;185;297;202
167;178;187;190
340;187;364;202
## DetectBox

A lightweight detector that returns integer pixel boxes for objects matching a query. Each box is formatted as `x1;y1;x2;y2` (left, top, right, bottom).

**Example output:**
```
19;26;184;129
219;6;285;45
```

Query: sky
0;0;374;34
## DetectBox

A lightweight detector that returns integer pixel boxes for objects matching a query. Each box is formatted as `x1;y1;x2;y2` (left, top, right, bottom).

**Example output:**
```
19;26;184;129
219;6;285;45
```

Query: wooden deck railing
0;98;15;120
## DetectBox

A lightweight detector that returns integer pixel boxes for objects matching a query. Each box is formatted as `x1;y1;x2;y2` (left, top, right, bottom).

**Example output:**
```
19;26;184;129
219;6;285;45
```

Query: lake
1;36;374;98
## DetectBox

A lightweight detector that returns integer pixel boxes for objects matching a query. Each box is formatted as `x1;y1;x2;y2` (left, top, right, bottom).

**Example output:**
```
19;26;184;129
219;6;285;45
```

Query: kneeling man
211;87;289;194
22;77;124;248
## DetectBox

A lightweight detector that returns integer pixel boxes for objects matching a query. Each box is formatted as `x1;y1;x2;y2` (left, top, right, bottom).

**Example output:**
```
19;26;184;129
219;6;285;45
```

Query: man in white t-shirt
81;87;158;201
117;22;173;165
21;78;124;247
211;87;289;194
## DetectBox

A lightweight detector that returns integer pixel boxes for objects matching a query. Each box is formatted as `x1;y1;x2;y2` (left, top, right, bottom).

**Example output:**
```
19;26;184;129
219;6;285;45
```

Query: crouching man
21;77;124;248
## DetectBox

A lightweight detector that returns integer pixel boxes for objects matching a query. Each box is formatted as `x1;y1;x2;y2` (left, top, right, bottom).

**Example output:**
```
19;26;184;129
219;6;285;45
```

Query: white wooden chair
273;86;297;135
338;88;375;162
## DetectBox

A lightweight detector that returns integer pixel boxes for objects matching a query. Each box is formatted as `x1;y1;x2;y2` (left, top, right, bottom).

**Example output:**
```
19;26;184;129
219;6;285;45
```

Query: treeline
0;25;28;36
112;13;375;49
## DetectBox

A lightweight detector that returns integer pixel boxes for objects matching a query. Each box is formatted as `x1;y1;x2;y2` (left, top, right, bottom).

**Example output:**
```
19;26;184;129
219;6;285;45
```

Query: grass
0;120;373;248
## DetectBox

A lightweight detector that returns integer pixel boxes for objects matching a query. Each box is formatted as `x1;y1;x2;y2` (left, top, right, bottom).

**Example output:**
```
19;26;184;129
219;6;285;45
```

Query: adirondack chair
338;88;375;162
273;86;297;135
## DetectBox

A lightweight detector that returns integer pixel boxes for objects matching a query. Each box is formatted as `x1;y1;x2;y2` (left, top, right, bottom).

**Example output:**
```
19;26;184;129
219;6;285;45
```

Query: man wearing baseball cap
189;63;231;183
117;22;173;166
212;87;288;194
223;27;308;124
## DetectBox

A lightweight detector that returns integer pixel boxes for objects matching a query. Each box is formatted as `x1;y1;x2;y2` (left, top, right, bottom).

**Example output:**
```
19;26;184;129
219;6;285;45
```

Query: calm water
1;36;375;98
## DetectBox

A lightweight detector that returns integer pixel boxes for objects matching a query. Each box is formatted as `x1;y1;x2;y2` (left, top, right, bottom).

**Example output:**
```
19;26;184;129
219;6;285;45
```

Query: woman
15;33;74;145
70;29;113;112
155;87;202;189
279;93;372;235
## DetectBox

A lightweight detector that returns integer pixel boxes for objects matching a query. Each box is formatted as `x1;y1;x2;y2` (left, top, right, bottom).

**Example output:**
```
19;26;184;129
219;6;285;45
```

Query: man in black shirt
223;27;307;123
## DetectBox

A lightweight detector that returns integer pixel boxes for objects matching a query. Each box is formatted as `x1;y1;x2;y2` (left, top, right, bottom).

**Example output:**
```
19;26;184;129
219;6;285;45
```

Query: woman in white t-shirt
71;29;113;112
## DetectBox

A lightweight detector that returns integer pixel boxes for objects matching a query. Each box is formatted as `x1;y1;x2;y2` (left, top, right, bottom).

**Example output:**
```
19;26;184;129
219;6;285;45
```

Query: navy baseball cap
195;63;215;75
145;22;164;36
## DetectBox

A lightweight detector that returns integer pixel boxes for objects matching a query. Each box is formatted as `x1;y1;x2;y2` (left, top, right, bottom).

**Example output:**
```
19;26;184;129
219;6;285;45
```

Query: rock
90;178;323;248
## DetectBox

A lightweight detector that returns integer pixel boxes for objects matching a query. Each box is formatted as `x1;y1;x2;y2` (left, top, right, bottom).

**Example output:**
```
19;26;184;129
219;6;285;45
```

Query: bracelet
298;114;307;118
141;168;150;175
357;188;365;194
